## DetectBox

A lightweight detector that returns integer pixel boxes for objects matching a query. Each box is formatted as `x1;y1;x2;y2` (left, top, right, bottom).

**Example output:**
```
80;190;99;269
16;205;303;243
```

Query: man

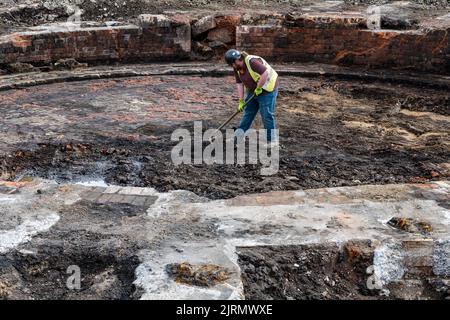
225;49;279;146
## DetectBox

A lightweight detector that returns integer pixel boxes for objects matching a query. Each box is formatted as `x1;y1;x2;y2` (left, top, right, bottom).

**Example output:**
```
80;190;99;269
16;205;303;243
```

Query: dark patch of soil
0;129;446;200
0;231;141;300
337;84;450;116
70;200;147;219
237;241;378;300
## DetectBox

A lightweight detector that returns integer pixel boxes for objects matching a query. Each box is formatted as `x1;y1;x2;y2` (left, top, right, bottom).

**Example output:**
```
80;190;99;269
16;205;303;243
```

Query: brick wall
237;15;450;74
0;12;448;74
0;14;191;65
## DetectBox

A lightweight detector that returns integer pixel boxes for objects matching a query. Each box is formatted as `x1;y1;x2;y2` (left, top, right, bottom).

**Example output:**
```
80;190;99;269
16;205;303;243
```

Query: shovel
210;94;255;142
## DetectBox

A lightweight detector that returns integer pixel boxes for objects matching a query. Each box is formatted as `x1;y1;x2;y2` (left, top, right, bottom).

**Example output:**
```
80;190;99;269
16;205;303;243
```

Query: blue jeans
238;89;278;142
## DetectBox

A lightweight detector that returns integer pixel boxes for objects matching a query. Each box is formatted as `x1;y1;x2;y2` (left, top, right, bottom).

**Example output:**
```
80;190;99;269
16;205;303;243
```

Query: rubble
192;15;216;38
53;58;88;70
6;62;39;74
387;218;433;235
166;263;231;287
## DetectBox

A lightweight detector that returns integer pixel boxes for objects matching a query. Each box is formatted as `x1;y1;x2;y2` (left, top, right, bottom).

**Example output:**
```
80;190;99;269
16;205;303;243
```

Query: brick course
237;15;449;74
0;13;448;74
0;14;191;65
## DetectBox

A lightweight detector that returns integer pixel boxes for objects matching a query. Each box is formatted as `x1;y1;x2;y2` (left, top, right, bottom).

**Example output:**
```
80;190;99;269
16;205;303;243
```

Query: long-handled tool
210;94;255;141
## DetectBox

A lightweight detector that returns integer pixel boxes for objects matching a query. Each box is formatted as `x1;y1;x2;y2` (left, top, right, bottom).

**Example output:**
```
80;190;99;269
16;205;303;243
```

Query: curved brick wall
0;13;448;74
236;14;450;74
0;15;191;65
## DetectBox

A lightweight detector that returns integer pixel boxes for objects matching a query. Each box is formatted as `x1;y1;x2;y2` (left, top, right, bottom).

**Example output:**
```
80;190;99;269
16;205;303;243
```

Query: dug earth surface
0;71;448;199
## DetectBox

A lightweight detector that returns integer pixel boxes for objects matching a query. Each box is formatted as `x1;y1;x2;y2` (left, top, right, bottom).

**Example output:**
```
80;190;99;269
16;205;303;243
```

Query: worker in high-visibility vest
225;49;279;146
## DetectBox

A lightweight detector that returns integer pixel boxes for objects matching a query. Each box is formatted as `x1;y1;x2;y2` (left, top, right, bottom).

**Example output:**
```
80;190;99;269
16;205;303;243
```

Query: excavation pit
0;0;449;302
237;241;450;300
0;234;141;300
0;71;448;199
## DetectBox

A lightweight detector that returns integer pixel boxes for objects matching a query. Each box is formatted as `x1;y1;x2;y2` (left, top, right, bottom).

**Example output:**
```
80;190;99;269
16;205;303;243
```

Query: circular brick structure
0;2;449;301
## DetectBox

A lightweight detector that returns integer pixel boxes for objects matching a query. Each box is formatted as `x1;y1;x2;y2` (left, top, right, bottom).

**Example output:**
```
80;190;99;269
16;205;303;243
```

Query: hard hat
225;49;241;65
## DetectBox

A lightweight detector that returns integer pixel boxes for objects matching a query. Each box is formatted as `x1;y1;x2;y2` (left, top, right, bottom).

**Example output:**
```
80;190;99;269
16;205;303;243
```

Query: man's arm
257;70;269;89
250;58;269;90
236;83;244;100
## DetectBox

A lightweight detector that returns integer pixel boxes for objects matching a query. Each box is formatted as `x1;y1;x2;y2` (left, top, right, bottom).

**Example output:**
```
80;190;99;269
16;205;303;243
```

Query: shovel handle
216;94;256;132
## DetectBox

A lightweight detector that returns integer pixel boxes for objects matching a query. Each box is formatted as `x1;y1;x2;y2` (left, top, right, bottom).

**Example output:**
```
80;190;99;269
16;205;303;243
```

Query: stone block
192;15;216;37
207;28;233;44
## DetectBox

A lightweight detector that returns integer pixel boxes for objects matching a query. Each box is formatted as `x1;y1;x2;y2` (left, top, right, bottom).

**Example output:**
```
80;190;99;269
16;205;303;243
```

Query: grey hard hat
225;49;241;65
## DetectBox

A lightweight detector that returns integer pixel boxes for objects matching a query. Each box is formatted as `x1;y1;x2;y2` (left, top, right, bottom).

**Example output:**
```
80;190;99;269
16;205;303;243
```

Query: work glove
254;86;263;96
237;99;245;112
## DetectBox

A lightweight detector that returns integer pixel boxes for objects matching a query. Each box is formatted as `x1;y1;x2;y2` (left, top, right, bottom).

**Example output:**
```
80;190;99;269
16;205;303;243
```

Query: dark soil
237;241;378;300
237;241;450;300
0;231;141;300
0;130;446;200
0;196;148;300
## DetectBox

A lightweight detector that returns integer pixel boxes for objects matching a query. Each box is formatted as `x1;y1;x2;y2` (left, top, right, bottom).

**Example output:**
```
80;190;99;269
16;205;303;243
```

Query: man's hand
254;87;263;96
237;99;245;112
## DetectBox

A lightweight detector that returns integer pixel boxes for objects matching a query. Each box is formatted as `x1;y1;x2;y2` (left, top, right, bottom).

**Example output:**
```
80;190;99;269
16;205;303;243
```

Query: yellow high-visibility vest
244;55;278;92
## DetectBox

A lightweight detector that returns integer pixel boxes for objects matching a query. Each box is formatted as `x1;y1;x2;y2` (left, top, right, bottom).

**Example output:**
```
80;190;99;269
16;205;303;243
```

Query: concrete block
139;188;157;196
81;192;102;202
118;187;142;195
132;196;147;206
144;196;158;207
96;193;114;203
104;186;122;194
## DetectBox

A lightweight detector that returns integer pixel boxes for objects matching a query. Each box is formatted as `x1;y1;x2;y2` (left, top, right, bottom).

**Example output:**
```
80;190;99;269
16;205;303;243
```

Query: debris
58;185;71;193
166;262;230;287
387;217;433;234
7;62;38;74
53;58;88;71
207;40;227;49
192;15;216;38
0;185;18;194
18;176;34;183
192;41;214;59
0;180;30;188
207;27;233;44
431;171;440;178
14;151;25;158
